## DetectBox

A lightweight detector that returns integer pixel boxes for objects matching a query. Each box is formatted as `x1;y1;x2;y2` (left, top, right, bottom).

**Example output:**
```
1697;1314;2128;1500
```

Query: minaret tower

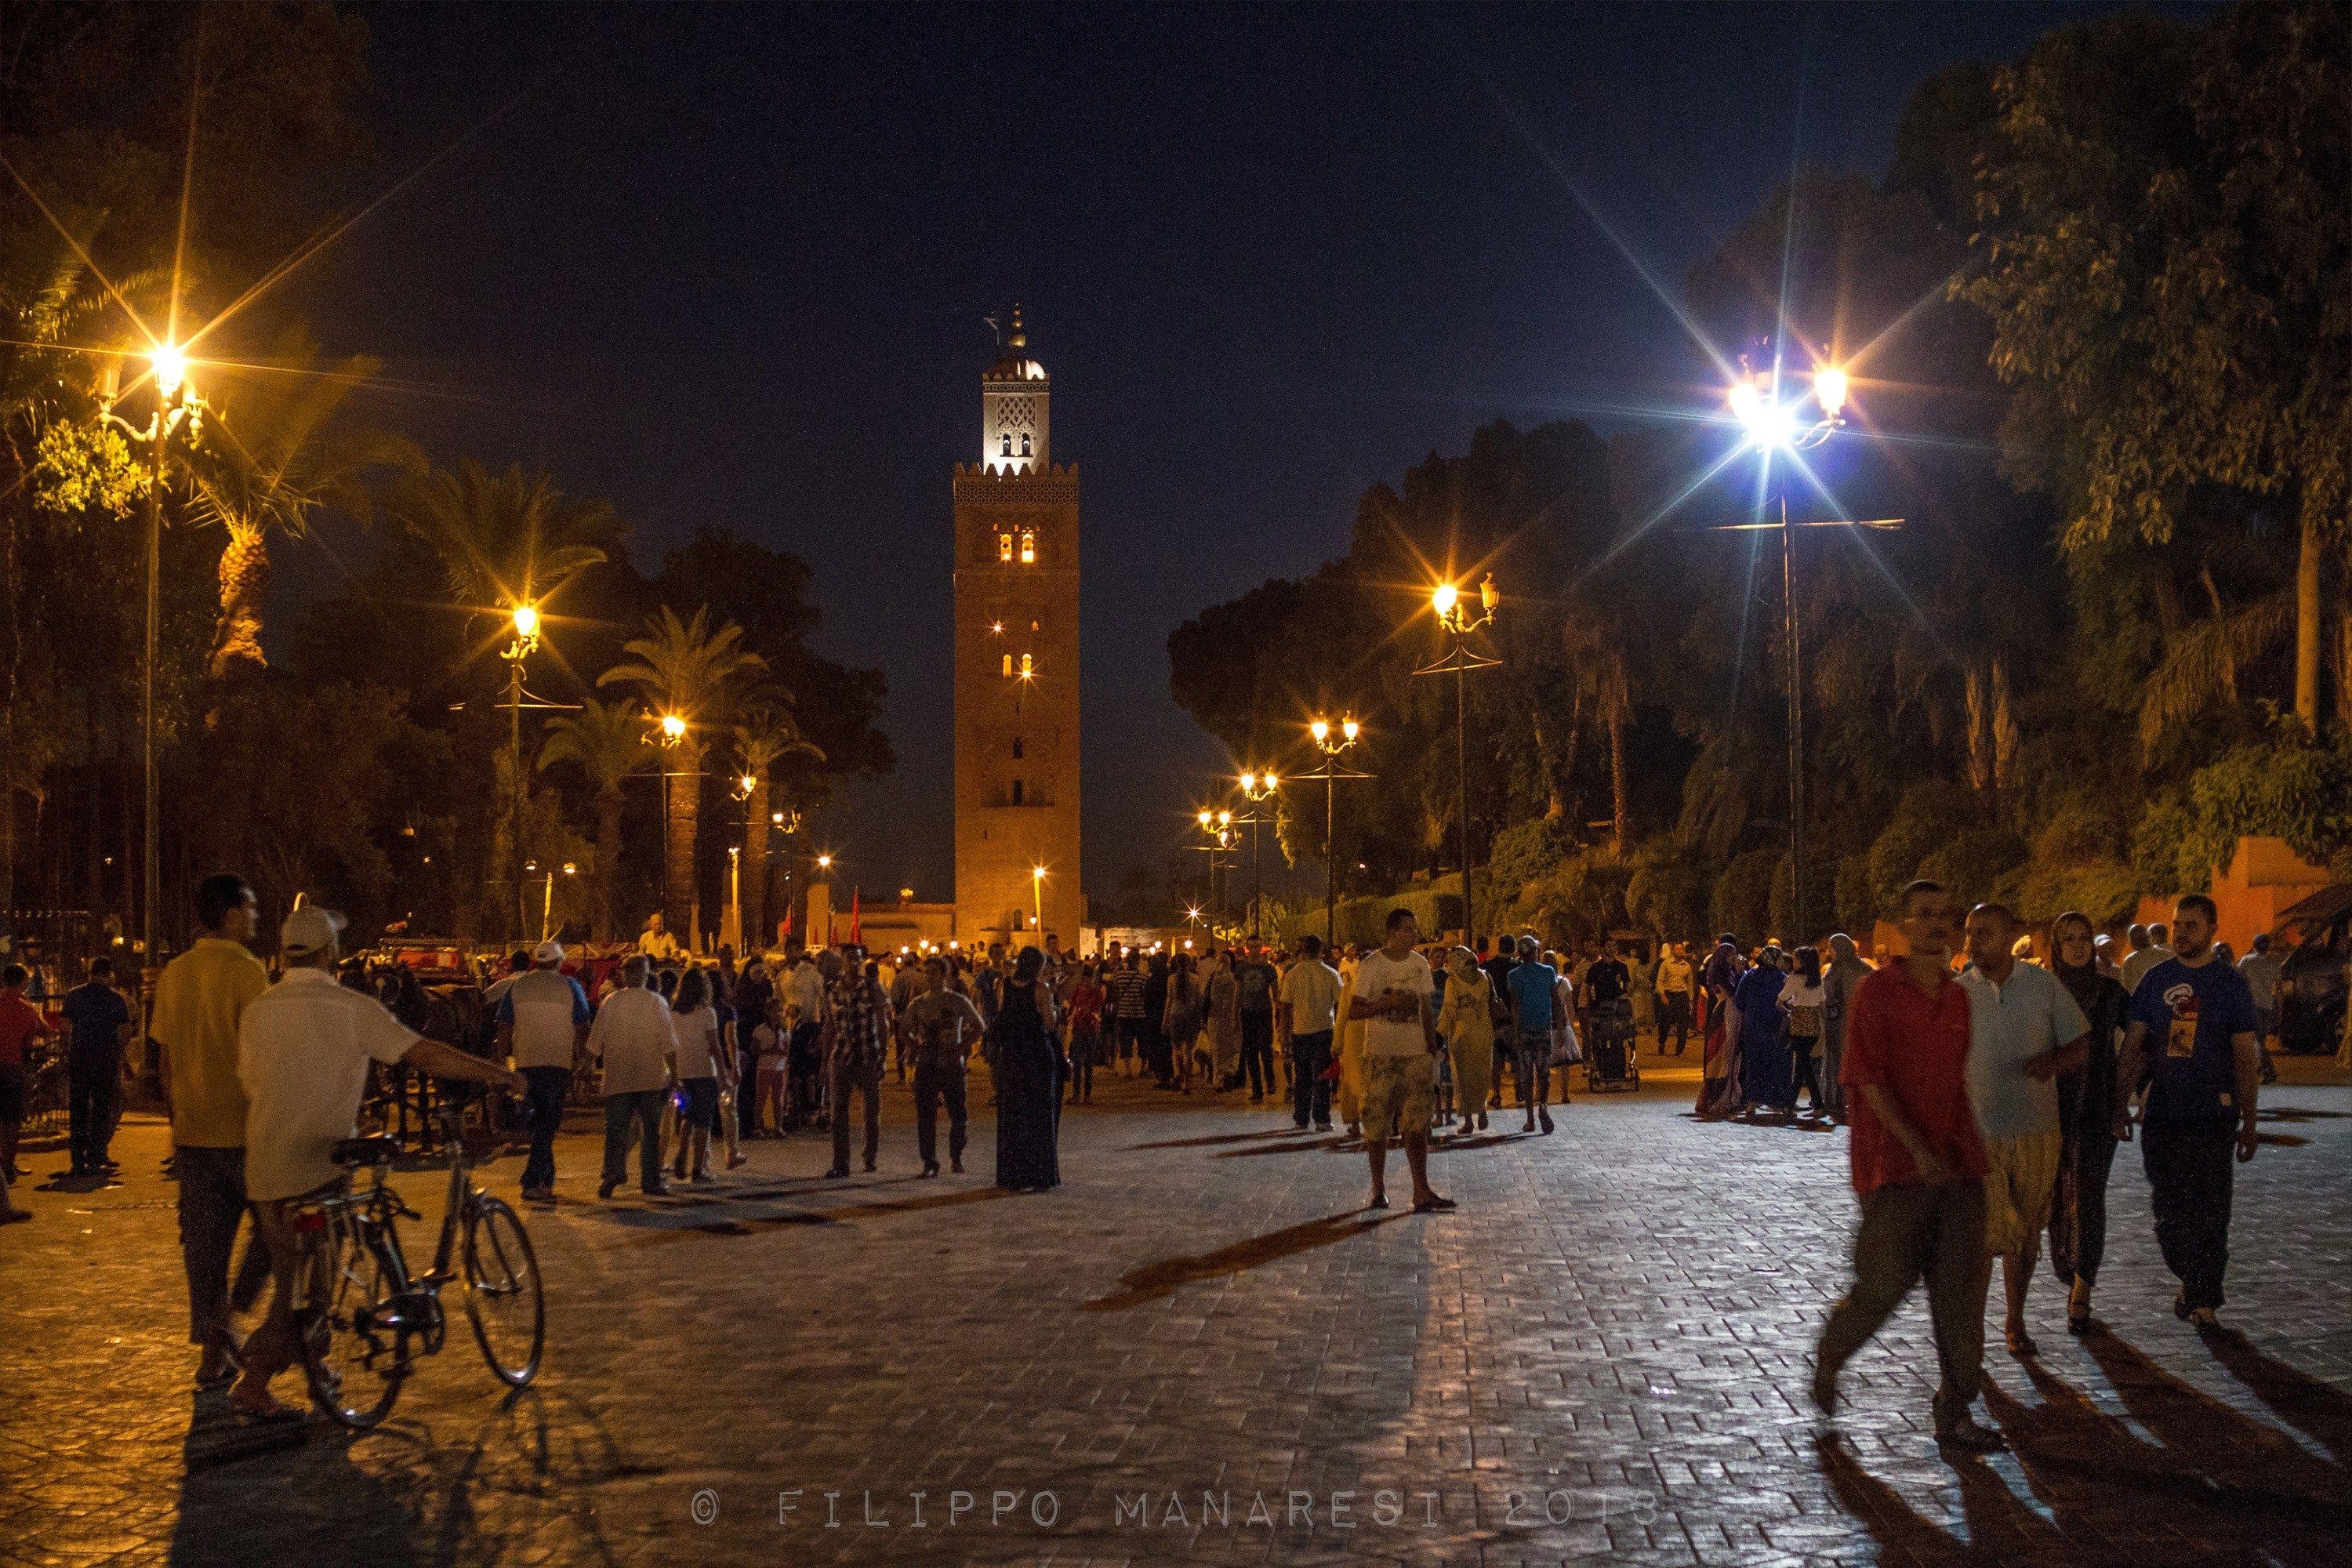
952;307;1082;946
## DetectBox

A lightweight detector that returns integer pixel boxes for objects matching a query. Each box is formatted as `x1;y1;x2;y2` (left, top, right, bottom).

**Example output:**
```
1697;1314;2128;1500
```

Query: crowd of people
0;862;2310;1446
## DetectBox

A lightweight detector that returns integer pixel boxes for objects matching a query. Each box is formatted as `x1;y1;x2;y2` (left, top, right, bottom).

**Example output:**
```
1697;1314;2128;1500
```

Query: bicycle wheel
463;1195;544;1386
299;1210;410;1428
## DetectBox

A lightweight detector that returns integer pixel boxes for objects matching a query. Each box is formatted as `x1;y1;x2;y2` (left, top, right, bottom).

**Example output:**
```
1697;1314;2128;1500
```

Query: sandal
2005;1326;2038;1359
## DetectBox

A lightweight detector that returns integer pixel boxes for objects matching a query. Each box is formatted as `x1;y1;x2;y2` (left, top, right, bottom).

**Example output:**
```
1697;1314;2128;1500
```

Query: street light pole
1417;576;1500;949
1299;718;1367;947
1238;770;1278;942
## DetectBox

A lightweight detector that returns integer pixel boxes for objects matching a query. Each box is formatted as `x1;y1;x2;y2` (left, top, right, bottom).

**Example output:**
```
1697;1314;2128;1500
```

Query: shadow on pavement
1128;1127;1316;1151
1083;1210;1399;1312
1820;1330;2352;1567
601;1183;1014;1250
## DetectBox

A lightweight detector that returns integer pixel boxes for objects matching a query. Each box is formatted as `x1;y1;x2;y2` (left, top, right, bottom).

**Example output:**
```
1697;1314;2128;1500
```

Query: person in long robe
2049;910;2129;1334
1697;938;1745;1118
989;946;1065;1192
1732;947;1793;1116
1436;948;1494;1134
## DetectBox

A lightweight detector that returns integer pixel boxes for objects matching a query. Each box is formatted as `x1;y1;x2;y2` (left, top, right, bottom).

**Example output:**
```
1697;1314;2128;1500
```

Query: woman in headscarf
988;946;1065;1192
1435;947;1494;1135
2049;910;2129;1334
1204;949;1242;1091
1697;937;1745;1118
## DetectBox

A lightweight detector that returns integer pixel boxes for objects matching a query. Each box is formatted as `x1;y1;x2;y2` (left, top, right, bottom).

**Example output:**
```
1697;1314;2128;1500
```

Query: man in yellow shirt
148;873;272;1388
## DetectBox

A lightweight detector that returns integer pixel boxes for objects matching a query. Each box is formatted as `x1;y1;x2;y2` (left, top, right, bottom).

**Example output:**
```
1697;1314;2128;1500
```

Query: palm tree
392;460;624;935
599;607;765;938
731;700;826;950
187;336;408;685
538;698;654;942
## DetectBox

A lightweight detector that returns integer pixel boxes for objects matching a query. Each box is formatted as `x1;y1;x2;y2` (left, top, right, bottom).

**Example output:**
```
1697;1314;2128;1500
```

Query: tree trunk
2294;513;2321;731
664;743;700;938
1607;695;1630;854
207;524;270;684
593;786;623;944
743;778;769;953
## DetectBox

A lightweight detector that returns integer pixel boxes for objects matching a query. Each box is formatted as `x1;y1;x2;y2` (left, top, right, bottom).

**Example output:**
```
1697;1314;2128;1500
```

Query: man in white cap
230;905;526;1420
496;939;592;1203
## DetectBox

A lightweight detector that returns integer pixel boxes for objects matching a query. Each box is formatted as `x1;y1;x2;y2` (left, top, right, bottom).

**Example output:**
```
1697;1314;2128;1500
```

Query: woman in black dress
989;946;1065;1191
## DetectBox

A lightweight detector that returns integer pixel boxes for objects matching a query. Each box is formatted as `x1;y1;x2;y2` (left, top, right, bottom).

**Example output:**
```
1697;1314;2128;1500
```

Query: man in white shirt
590;955;679;1198
497;940;593;1203
780;937;828;1129
230;906;524;1421
2122;924;2172;995
1348;908;1454;1214
1280;935;1342;1131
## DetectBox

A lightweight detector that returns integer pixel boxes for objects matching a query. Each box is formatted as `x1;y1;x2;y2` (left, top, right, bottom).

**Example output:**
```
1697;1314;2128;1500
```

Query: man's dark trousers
68;1051;122;1171
2143;1118;2236;1309
1290;1030;1333;1127
913;1060;968;1169
1240;1012;1275;1097
519;1065;569;1190
174;1145;250;1352
1815;1178;1988;1433
829;1059;882;1171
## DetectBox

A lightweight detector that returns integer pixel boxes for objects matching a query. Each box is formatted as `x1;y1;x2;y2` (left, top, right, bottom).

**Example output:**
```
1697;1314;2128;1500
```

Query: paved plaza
4;1050;2350;1568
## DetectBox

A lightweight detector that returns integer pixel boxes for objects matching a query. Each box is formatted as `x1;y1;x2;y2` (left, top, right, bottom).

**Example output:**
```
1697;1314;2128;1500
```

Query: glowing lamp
1432;581;1459;618
1341;718;1359;742
1239;771;1257;793
659;713;688;742
151;343;187;400
816;853;833;870
739;773;757;793
510;603;540;640
1729;380;1795;448
1310;719;1330;742
1813;365;1849;418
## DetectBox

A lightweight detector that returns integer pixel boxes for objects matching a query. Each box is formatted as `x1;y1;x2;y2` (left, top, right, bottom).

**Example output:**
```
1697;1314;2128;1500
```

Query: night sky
292;2;2169;910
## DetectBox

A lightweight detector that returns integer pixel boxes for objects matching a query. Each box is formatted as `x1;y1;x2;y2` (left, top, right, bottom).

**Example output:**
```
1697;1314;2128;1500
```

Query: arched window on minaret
1001;434;1012;459
999;532;1013;562
1019;432;1031;457
1020;531;1036;564
1001;653;1013;677
1011;779;1025;805
1011;737;1024;760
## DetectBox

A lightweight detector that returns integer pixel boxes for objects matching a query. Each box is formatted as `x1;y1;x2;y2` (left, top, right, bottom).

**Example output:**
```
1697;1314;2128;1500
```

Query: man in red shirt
1812;880;2005;1454
0;962;56;1222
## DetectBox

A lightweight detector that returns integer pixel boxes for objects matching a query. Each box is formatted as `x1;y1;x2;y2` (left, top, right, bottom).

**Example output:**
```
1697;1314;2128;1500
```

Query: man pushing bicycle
229;906;524;1421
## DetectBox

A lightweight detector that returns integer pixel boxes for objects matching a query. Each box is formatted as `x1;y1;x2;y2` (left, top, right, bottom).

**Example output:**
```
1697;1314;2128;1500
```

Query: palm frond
2136;590;2294;752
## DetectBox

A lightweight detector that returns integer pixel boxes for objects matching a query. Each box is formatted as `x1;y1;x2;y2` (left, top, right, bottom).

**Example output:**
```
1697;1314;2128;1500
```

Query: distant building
951;307;1081;947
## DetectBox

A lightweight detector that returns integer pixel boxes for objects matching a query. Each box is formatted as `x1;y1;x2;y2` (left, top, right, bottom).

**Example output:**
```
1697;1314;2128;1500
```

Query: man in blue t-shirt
1505;937;1559;1134
60;957;135;1177
2117;893;2261;1330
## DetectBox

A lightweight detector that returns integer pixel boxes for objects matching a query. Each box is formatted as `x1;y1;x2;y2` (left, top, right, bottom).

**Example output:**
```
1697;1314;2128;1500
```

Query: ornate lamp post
1415;574;1499;949
1296;717;1370;948
98;346;204;989
1031;864;1047;938
1236;769;1278;942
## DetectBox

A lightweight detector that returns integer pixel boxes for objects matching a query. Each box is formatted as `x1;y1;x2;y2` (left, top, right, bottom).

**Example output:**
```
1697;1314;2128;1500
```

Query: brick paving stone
2;1048;2349;1566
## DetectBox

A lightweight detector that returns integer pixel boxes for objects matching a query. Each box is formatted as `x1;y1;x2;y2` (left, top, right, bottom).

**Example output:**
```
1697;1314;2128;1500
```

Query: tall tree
537;697;652;944
730;701;825;952
597;607;764;939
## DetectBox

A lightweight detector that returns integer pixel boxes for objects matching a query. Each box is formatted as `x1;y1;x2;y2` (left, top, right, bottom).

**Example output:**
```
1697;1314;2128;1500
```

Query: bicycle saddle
331;1134;401;1167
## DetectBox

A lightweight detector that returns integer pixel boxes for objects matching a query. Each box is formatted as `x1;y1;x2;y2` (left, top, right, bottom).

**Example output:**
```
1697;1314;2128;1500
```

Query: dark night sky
291;1;2166;911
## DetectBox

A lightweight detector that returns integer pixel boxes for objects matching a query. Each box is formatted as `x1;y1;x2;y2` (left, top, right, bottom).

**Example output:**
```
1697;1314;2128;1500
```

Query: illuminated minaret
951;307;1081;945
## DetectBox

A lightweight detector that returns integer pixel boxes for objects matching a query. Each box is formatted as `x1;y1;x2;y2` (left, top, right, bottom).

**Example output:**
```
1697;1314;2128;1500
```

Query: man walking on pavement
590;956;679;1199
1350;908;1454;1214
1281;935;1341;1131
1813;880;2007;1454
901;956;985;1175
2116;893;2262;1332
60;956;135;1178
497;940;592;1203
147;873;274;1387
825;942;891;1176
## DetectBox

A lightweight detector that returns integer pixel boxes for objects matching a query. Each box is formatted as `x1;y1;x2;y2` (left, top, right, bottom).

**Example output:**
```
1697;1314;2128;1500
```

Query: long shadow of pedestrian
2202;1328;2352;1466
171;1396;419;1568
601;1184;1013;1250
1083;1210;1398;1311
1213;1135;1352;1158
1129;1127;1315;1151
1814;1434;1980;1566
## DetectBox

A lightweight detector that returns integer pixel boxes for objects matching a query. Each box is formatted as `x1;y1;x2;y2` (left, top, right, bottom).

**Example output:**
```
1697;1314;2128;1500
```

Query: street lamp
1298;717;1370;948
1416;574;1501;949
98;344;205;990
1237;768;1278;940
1031;865;1047;936
1714;356;1893;945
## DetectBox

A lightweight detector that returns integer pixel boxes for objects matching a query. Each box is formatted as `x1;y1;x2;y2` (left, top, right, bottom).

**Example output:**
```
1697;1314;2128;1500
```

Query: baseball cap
281;906;348;956
534;939;566;964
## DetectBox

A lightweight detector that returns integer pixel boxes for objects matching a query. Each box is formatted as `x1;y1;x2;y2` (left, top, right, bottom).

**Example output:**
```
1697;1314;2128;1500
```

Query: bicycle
288;1098;544;1428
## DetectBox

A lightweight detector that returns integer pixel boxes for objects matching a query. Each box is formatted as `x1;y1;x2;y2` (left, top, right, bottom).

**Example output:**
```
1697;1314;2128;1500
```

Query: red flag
779;906;793;942
848;886;862;946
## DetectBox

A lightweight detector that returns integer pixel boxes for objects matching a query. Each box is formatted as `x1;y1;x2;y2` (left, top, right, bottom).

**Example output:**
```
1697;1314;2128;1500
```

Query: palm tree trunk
208;524;270;684
743;779;769;953
1607;695;1630;853
665;743;701;939
2295;513;2321;731
593;786;623;944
